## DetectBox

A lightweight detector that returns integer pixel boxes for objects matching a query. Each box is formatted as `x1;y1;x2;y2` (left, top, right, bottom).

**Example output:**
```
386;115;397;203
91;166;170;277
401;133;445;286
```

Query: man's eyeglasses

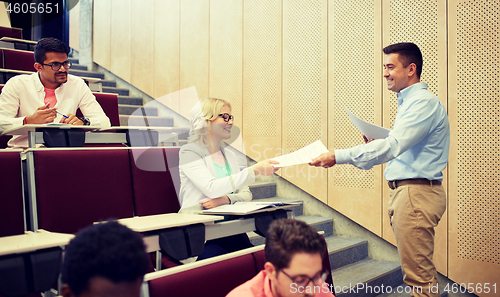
218;113;234;123
41;61;72;71
280;270;328;287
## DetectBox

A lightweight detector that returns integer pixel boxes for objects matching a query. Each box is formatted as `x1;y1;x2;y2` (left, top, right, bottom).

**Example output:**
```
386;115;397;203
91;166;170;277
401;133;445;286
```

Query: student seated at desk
226;219;335;297
0;37;110;148
60;220;149;297
179;97;279;260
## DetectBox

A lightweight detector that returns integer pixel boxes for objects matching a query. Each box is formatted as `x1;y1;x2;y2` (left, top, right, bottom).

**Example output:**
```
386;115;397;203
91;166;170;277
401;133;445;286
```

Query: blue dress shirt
335;82;450;181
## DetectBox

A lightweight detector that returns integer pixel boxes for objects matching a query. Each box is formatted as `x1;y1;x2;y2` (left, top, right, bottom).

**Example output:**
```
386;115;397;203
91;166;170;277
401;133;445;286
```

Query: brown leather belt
388;178;442;189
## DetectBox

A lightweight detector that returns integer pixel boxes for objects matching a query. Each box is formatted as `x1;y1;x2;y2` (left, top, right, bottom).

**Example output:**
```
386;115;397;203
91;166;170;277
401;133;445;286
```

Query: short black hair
34;37;70;63
61;221;150;296
383;42;423;78
265;219;325;271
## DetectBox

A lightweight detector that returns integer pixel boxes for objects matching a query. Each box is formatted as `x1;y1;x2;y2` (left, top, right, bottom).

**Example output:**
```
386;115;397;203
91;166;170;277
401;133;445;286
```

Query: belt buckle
388;180;397;189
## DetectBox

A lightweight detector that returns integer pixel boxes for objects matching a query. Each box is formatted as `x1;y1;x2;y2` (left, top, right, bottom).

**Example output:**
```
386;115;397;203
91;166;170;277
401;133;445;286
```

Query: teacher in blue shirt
310;42;449;297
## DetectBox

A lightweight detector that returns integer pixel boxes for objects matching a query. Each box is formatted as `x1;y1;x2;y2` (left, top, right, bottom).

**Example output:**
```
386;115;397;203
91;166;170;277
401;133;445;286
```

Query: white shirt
0;72;111;148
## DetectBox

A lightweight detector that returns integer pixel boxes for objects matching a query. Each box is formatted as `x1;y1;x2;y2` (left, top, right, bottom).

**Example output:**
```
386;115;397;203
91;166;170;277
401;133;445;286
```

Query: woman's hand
200;196;231;209
252;160;280;176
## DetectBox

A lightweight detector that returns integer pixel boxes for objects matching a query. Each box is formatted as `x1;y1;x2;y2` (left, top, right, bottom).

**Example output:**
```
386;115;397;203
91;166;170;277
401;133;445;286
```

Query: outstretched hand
309;151;336;168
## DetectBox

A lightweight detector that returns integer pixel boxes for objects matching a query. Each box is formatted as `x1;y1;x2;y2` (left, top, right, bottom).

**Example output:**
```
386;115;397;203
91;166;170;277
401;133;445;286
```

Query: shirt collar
396;82;428;106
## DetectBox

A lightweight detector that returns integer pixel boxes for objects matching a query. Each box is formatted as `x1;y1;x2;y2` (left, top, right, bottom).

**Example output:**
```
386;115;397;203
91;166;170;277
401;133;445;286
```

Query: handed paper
271;140;329;168
345;108;390;140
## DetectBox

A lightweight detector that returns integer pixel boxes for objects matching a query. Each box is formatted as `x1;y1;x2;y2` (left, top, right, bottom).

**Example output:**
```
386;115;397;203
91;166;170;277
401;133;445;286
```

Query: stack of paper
201;201;300;215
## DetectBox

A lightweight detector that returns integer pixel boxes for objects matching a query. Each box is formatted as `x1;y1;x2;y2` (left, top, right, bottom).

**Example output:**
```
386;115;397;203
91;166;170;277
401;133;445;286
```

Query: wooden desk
0;37;37;45
0;230;73;256
118;213;224;233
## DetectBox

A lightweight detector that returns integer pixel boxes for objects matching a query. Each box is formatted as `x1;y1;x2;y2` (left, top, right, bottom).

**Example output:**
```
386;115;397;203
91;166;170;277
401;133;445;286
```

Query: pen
46;105;69;118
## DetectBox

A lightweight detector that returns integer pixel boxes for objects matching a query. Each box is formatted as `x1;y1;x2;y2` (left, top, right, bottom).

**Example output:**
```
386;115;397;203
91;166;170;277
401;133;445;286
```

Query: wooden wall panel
382;0;448;275
131;0;154;96
282;0;328;203
448;1;500;294
110;0;131;82
93;0;111;69
180;0;209;106
242;0;282;162
328;0;383;235
209;0;243;151
153;0;180;100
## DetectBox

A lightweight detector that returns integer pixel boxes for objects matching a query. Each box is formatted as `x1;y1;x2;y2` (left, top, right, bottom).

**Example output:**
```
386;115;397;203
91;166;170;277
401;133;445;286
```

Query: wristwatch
79;117;90;126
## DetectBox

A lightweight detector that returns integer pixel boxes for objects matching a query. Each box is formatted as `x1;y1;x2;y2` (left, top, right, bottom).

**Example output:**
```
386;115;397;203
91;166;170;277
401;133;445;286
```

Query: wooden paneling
131;0;154;96
282;0;328;203
242;0;282;162
110;0;131;82
382;0;448;275
153;0;180;100
328;0;383;235
180;0;209;104
93;0;111;69
448;1;500;294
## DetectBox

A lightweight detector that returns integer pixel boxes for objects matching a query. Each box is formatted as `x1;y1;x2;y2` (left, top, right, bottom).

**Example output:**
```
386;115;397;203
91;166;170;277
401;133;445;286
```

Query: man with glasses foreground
0;37;110;148
226;219;335;297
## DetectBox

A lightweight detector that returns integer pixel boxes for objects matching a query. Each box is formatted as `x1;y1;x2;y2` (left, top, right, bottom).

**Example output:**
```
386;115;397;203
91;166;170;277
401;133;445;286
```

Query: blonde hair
188;97;232;145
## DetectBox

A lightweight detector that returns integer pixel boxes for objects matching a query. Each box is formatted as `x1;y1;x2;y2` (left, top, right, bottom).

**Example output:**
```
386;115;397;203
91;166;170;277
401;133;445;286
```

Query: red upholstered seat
129;147;180;216
0;26;22;39
0;150;25;237
33;149;134;234
2;48;35;72
77;93;120;127
148;253;259;297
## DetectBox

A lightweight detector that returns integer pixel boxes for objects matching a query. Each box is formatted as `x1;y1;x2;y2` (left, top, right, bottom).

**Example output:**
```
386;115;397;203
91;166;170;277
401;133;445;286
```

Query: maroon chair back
148;253;258;297
2;48;35;72
76;93;120;127
33;149;134;234
129;147;180;216
0;26;22;39
0;151;25;237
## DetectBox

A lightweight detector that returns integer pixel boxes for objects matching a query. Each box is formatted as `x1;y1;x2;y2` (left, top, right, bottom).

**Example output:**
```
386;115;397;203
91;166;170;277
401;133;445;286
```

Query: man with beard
0;37;110;148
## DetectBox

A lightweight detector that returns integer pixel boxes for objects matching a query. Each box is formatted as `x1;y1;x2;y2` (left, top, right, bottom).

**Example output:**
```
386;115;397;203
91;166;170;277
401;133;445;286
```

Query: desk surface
0;37;37;45
117;213;224;233
1;124;101;136
0;230;74;256
0;68;33;74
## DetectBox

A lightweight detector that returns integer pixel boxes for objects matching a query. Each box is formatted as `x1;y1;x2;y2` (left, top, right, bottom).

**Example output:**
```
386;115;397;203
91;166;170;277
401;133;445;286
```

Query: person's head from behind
264;219;327;297
34;37;71;88
382;42;423;93
188;97;234;148
61;220;150;297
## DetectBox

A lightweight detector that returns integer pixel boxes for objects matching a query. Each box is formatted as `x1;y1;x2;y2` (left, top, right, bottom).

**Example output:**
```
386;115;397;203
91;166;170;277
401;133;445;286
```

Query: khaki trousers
388;183;446;297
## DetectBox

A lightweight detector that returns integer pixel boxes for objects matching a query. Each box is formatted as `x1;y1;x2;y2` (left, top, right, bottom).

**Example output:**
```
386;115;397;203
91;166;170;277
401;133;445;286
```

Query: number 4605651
6;2;59;14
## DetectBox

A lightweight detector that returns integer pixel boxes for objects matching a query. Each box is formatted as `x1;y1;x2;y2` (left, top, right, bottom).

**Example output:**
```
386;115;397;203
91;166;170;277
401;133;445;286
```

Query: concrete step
375;283;448;297
71;64;87;71
296;215;334;237
102;86;130;96
325;236;368;270
119;104;158;116
118;96;143;106
100;80;117;87
249;182;276;199
69;69;105;79
68;58;79;64
332;258;402;297
119;115;174;127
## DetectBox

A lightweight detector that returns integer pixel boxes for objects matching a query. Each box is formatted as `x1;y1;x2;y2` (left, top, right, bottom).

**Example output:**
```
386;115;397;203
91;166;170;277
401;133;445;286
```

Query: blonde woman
178;98;279;259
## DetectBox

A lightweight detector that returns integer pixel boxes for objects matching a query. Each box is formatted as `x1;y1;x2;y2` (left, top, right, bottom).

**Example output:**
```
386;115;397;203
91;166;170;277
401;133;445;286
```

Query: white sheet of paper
271;140;329;168
345;108;390;140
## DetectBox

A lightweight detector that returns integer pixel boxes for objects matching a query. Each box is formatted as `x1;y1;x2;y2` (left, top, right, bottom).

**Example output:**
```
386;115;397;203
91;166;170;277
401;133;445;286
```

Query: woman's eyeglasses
218;113;234;123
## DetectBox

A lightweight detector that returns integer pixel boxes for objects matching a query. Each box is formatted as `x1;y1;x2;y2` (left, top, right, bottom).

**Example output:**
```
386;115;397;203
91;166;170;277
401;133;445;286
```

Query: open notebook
201;201;300;215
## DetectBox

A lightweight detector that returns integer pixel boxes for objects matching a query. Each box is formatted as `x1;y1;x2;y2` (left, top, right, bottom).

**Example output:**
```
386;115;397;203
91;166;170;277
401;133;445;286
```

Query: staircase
246;181;452;297
68;55;190;145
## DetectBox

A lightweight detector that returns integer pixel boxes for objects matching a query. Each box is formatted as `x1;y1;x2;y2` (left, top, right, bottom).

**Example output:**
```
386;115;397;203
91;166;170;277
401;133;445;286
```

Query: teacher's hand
200;196;230;209
309;151;336;168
